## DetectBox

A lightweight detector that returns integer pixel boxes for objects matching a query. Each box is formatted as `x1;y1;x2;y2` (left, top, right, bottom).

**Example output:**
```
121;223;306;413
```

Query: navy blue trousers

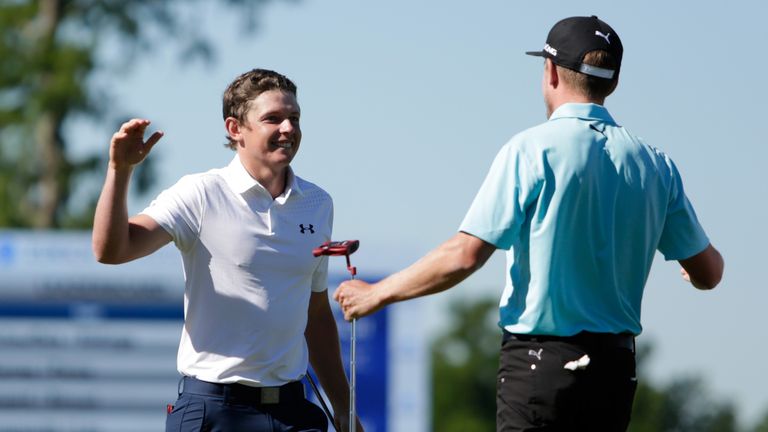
166;377;328;432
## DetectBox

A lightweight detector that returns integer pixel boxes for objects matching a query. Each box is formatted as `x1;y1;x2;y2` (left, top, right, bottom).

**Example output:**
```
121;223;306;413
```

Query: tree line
0;0;280;228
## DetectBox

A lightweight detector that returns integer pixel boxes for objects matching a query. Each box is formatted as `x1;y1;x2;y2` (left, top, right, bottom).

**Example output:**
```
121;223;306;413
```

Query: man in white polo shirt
333;16;724;431
93;69;362;431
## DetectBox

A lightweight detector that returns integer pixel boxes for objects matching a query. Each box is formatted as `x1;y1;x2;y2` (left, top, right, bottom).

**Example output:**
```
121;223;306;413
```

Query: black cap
526;16;623;80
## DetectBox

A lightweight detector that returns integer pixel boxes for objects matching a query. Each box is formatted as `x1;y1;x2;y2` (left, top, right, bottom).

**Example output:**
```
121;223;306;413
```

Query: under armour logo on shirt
299;224;315;234
595;30;611;44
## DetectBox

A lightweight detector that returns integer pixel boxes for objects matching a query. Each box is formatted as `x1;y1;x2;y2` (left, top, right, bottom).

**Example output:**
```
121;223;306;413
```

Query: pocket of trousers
166;395;206;432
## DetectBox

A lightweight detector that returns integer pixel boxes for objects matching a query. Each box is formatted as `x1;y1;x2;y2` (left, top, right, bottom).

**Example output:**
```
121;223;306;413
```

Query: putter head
312;240;360;257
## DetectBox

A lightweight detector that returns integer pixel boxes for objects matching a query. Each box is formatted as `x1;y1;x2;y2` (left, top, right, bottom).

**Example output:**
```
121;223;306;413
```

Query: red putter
312;240;359;277
312;240;360;432
312;240;360;257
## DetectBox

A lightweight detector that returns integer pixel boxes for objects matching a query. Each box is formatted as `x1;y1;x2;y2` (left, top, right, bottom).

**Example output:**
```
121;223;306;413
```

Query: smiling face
226;89;301;175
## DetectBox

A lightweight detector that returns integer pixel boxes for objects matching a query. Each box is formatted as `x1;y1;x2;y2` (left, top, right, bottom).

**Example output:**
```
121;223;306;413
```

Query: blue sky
71;0;767;425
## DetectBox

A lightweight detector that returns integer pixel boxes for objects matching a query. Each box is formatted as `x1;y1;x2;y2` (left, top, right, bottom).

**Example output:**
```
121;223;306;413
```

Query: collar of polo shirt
221;155;303;201
548;103;618;125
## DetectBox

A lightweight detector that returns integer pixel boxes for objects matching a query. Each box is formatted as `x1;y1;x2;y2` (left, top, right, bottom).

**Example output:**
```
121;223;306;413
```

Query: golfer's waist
181;376;305;404
503;330;635;351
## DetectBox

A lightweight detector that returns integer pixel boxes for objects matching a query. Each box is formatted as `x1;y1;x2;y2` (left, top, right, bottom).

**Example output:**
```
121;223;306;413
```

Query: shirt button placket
266;207;274;234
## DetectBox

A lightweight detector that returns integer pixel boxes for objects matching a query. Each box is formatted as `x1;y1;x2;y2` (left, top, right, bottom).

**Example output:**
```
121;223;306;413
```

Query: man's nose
279;119;295;133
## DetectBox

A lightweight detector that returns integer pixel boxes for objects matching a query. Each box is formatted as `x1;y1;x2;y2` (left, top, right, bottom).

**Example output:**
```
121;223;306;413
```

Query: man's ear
546;59;559;89
225;117;242;143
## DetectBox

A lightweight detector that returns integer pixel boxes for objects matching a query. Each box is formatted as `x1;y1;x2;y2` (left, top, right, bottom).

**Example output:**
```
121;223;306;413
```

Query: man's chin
272;154;295;168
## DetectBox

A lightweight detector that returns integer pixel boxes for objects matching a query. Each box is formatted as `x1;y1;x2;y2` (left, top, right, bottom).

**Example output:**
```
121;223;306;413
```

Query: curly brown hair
222;69;297;150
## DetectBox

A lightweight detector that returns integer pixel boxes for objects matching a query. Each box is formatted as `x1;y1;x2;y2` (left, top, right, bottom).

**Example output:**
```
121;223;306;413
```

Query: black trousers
497;332;637;432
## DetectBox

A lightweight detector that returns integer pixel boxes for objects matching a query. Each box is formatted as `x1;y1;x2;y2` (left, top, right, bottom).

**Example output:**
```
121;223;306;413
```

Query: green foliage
629;376;738;432
431;296;760;432
0;0;287;229
431;298;498;432
752;409;768;432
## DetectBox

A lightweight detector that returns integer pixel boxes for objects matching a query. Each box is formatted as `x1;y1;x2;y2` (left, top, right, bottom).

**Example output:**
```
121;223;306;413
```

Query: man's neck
547;93;605;118
241;159;289;199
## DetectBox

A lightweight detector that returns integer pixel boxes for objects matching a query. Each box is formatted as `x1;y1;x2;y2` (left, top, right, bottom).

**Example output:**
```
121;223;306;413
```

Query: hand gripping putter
313;240;360;432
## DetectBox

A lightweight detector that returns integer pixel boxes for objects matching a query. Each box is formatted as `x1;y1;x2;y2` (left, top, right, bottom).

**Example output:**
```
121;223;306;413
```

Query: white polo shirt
141;155;333;386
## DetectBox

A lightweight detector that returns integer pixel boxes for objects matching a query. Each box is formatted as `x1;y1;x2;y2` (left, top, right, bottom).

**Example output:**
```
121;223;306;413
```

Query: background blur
2;0;766;431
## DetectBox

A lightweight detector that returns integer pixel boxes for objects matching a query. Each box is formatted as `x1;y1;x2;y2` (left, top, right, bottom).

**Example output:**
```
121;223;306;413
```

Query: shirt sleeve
140;175;204;252
656;157;710;260
311;256;330;293
311;196;333;293
459;140;540;250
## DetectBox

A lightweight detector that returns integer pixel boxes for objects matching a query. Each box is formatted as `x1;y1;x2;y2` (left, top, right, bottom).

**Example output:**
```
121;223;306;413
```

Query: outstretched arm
333;232;496;320
679;243;724;290
306;291;364;432
92;119;170;264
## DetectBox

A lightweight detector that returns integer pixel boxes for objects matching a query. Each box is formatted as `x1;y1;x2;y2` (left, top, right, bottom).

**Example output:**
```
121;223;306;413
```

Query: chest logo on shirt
299;224;315;234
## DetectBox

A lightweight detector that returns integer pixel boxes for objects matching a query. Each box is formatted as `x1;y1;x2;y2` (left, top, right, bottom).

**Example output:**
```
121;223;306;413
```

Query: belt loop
222;383;232;403
177;376;185;396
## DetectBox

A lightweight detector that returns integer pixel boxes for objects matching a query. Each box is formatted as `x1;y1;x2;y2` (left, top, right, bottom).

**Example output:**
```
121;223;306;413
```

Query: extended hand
109;118;163;170
333;280;382;321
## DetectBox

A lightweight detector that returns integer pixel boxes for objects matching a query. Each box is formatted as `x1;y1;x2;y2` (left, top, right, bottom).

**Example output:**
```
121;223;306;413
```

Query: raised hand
109;118;164;170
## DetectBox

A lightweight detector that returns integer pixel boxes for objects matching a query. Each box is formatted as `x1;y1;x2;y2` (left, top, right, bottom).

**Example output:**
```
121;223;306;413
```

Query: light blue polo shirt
459;103;709;336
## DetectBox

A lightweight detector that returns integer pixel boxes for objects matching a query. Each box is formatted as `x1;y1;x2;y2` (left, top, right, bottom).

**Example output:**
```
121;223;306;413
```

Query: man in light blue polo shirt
334;16;724;431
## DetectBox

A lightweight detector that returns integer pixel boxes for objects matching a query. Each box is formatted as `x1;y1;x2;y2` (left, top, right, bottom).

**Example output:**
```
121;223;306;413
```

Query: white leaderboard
0;230;428;432
0;320;181;431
